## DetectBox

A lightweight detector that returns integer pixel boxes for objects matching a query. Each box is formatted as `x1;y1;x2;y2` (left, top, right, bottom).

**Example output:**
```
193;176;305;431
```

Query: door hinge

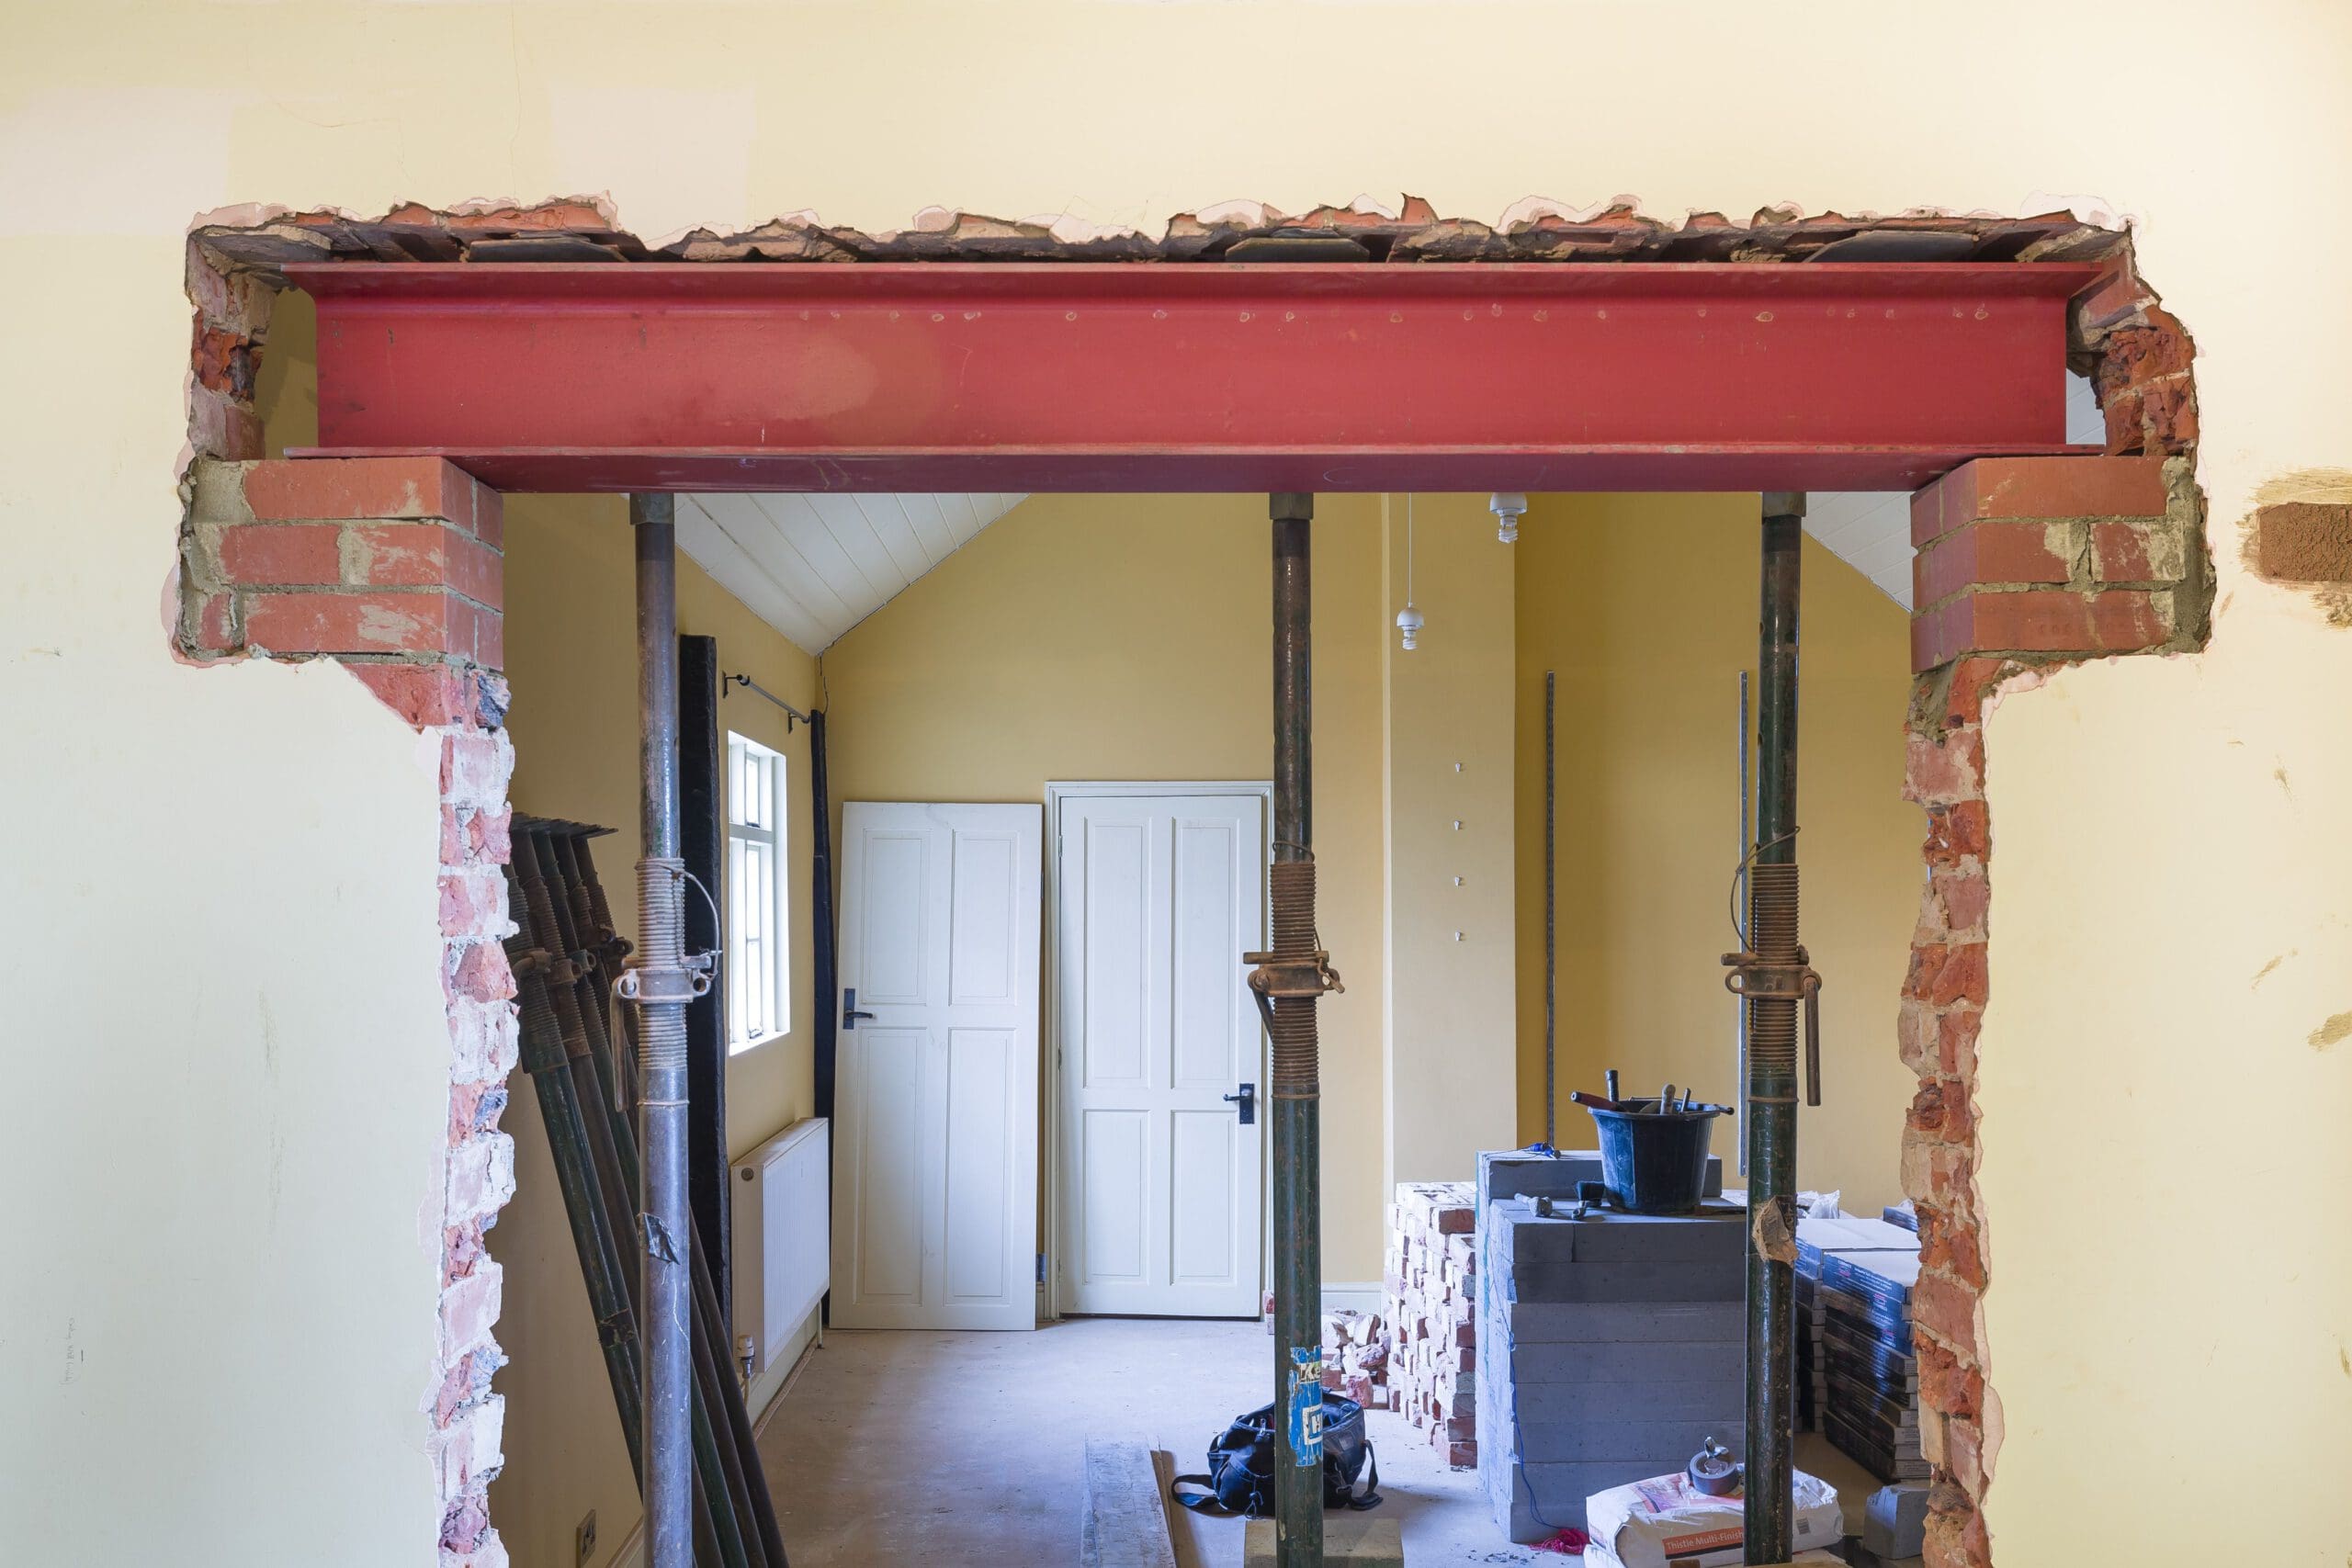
1035;1252;1047;1285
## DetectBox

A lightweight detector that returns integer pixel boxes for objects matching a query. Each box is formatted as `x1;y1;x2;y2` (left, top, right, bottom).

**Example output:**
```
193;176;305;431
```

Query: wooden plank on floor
1084;1438;1179;1568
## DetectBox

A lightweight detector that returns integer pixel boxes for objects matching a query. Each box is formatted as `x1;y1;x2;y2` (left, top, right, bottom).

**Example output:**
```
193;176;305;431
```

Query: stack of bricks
1318;1308;1391;1410
1382;1181;1479;1467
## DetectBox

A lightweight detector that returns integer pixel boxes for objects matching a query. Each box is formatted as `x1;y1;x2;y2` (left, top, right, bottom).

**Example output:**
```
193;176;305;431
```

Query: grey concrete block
1502;1258;1745;1303
1499;1300;1746;1343
1862;1483;1929;1560
1243;1515;1403;1566
1495;1379;1742;1426
1489;1199;1747;1264
1478;1148;1724;1207
1505;1338;1744;1385
1514;1416;1743;1464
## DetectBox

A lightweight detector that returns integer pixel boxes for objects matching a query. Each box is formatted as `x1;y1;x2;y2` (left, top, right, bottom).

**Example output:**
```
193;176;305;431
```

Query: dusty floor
755;1317;1913;1567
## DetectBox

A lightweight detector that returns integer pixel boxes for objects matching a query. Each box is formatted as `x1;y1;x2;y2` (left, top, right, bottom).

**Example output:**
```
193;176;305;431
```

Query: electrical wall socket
576;1509;597;1564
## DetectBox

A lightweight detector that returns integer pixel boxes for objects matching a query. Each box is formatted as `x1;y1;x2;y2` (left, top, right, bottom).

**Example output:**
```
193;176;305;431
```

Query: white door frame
1043;780;1273;1321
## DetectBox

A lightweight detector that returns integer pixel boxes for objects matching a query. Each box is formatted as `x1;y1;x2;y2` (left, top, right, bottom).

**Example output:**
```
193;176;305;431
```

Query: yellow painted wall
257;293;823;1566
1512;495;1924;1217
1381;496;1521;1188
821;492;1392;1285
11;2;2352;1562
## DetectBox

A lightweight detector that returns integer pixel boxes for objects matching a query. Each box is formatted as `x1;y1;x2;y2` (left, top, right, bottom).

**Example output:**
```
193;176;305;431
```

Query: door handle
1223;1083;1256;1125
842;987;876;1030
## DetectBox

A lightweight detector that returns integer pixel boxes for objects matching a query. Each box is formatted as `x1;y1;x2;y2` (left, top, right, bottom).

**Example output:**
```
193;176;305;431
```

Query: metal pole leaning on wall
1254;492;1338;1568
625;494;698;1568
1739;493;1806;1563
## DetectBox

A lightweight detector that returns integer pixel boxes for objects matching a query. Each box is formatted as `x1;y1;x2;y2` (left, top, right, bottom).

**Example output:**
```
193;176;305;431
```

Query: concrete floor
755;1317;1912;1567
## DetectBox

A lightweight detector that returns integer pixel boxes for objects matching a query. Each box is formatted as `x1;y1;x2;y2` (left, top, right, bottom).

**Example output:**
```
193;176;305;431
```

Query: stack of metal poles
504;818;789;1568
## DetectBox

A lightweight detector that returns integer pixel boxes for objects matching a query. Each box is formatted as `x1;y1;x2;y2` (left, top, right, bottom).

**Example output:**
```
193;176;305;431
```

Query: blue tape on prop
1288;1345;1323;1465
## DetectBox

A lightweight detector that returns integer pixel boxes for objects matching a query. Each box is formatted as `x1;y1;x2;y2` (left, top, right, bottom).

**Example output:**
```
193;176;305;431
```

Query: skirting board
604;1303;820;1568
1321;1281;1383;1315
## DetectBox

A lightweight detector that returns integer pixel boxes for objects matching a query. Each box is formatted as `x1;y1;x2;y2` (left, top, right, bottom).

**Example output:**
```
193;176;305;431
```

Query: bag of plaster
1584;1467;1842;1568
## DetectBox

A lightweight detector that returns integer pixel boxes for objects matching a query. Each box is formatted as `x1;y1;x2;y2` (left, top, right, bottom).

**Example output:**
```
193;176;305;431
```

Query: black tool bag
1169;1395;1381;1517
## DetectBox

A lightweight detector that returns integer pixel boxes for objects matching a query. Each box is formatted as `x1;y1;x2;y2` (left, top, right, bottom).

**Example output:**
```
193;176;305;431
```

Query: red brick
448;942;514;1004
1921;1204;1988;1289
2088;519;2179;583
190;383;263;461
2074;265;2149;335
1937;1008;1980;1079
2141;376;2198;453
1915;519;2075;605
243;457;485;527
2104;310;2194;384
2102;381;2146;454
1939;659;2012;728
1915;457;2166;545
190;591;237;653
350;664;477;729
1933;869;1990;933
218;524;342;586
2255;502;2352;582
1905;728;1984;807
243;590;458;657
1971;586;2167;655
1914;1334;1983;1422
1924;801;1990;866
1914;1269;1981;1357
345;523;503;609
1928;943;1988;1008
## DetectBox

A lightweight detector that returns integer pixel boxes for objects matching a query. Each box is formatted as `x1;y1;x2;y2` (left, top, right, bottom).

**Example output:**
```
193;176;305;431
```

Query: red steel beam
288;262;2101;492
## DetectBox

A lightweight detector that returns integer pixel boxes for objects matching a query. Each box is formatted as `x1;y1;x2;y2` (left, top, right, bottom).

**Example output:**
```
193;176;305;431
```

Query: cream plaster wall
9;2;2352;1562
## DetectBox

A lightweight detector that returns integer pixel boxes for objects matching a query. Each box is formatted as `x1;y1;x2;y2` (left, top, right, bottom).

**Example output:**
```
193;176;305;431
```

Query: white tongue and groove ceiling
682;376;2103;650
677;492;1025;654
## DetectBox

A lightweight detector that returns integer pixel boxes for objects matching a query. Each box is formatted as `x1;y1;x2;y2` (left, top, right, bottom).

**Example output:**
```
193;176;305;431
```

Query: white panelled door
833;802;1041;1330
1057;791;1265;1316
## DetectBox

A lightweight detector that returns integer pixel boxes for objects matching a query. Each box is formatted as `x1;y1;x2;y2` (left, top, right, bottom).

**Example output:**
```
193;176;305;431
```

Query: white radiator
729;1116;829;1376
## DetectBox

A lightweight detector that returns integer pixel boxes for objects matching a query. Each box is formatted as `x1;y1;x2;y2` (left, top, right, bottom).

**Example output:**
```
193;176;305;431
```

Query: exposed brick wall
2073;261;2199;458
1902;454;2209;1568
181;457;504;668
1909;456;2206;672
181;454;516;1567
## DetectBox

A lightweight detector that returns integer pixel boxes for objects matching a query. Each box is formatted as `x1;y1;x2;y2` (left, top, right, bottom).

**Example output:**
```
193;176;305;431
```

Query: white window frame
726;732;790;1052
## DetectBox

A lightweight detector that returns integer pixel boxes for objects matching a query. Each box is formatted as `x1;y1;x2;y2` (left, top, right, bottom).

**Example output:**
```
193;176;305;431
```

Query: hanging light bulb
1396;492;1424;650
1490;491;1527;545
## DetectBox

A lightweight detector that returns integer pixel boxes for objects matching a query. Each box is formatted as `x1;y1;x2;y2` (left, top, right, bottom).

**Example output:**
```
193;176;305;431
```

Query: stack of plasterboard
1477;1196;1747;1544
1820;1248;1928;1481
1793;1214;1919;1436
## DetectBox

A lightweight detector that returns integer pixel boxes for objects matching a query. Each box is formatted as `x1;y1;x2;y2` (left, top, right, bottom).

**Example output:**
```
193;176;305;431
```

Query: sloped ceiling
677;492;1026;654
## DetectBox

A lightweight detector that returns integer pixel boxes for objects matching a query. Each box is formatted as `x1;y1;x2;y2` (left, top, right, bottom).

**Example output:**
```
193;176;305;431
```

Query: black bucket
1587;1102;1723;1214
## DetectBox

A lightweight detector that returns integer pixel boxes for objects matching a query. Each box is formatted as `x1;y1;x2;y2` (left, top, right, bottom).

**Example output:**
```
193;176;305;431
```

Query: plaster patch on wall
2241;469;2352;626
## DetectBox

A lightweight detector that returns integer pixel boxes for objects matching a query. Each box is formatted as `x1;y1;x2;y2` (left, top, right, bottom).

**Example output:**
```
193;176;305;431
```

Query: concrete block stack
1477;1197;1747;1544
1382;1182;1480;1466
